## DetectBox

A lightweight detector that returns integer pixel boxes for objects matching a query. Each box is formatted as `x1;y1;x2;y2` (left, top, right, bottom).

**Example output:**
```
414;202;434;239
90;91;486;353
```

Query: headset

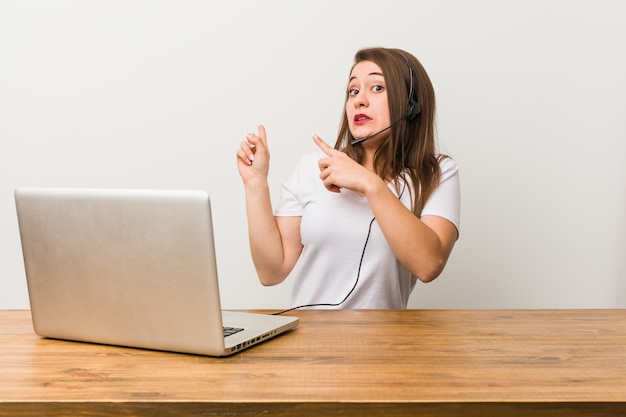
350;52;421;147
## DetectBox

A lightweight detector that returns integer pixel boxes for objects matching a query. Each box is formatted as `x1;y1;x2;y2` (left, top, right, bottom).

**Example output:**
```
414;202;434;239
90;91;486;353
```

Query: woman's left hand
312;134;380;195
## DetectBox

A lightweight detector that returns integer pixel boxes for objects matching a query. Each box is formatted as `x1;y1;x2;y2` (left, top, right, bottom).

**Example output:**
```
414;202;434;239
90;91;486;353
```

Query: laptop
14;187;298;356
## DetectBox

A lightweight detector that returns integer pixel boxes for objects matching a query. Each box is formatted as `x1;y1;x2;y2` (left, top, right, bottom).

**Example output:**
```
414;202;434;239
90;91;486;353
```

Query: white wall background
1;0;625;310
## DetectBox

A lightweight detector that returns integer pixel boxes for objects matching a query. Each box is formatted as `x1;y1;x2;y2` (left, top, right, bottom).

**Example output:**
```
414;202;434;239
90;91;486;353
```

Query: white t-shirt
275;151;460;309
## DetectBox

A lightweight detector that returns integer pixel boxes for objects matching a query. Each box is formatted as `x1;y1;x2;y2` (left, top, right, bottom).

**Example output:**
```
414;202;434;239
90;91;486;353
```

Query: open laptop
14;187;298;356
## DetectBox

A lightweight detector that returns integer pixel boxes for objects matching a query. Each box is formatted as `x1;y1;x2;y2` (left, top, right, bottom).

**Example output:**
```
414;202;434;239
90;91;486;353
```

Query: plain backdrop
1;0;625;310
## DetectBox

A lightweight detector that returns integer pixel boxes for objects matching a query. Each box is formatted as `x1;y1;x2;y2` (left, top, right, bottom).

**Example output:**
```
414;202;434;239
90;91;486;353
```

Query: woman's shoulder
437;155;459;176
292;150;327;171
301;149;327;162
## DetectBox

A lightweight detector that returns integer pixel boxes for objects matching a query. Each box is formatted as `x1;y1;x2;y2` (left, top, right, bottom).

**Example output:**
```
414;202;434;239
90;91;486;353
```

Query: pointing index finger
312;134;335;156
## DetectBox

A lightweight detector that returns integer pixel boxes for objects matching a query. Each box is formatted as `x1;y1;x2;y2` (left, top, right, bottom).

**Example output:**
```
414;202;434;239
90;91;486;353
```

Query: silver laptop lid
15;188;228;355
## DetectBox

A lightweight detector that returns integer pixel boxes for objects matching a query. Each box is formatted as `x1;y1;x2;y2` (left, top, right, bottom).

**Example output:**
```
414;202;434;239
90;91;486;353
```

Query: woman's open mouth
354;114;371;125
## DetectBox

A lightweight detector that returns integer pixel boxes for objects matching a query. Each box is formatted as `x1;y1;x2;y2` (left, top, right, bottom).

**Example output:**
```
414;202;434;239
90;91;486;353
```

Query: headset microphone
351;53;421;147
350;115;405;147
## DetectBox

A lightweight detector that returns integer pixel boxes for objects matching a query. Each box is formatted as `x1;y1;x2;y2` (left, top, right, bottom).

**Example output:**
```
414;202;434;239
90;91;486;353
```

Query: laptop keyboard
223;326;244;337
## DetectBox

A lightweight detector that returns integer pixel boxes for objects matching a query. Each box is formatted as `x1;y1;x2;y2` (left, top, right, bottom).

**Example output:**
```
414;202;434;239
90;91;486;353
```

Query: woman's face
345;60;391;144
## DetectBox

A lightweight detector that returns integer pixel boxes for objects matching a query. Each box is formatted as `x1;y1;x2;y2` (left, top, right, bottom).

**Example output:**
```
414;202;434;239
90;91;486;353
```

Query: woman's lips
354;114;371;125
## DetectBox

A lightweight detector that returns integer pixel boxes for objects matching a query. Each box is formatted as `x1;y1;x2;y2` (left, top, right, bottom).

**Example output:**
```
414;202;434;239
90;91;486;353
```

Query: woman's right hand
236;125;270;185
236;124;302;285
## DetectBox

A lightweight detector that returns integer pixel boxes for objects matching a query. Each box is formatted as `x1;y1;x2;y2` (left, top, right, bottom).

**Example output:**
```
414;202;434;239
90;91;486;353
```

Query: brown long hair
334;47;443;216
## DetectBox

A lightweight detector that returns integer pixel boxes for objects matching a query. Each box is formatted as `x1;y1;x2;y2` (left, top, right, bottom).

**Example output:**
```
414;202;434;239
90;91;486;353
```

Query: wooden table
1;309;625;416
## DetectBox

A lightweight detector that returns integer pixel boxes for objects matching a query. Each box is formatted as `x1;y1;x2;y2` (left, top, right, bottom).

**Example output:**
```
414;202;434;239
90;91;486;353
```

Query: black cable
272;217;376;315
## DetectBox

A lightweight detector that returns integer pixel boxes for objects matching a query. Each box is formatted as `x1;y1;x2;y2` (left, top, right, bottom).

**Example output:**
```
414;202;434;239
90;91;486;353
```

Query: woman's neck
361;148;376;172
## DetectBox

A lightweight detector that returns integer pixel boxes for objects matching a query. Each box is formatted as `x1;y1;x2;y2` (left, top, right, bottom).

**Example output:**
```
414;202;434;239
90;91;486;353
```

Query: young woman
236;47;460;309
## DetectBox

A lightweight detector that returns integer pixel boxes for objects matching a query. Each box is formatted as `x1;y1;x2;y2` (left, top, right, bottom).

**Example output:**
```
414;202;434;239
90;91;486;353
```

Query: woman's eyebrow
349;72;385;82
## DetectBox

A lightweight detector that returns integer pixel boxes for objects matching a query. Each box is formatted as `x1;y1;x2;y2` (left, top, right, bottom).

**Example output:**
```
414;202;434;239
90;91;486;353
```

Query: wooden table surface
1;309;625;416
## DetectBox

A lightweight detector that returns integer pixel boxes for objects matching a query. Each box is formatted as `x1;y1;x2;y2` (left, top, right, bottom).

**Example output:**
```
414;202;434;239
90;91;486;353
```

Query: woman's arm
237;126;303;285
362;180;457;282
313;135;457;282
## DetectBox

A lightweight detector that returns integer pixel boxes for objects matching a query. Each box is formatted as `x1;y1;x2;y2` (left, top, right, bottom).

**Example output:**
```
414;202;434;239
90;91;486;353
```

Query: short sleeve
274;154;309;217
420;157;461;233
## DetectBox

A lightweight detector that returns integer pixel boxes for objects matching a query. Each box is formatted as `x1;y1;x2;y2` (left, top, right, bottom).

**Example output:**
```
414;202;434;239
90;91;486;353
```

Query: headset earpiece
399;53;421;121
407;99;420;120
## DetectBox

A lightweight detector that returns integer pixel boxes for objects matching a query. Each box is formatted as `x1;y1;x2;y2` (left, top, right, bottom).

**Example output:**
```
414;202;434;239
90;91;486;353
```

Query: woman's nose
353;92;368;108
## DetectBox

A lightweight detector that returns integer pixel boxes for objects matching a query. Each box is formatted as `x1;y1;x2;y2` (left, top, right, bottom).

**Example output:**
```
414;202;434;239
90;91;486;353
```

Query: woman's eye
372;84;384;92
348;88;359;96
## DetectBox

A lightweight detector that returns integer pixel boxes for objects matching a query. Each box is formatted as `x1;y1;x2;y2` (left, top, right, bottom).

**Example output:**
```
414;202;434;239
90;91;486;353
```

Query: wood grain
1;309;625;416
